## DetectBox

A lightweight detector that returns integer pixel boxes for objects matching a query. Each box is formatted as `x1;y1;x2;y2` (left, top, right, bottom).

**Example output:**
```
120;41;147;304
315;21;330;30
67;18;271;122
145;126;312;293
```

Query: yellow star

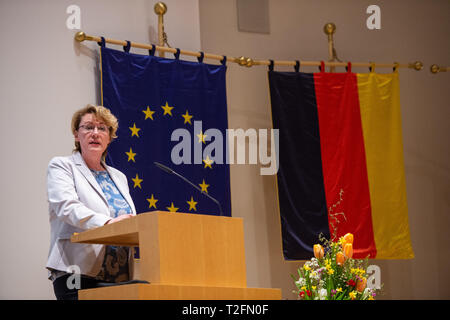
125;147;137;162
161;101;174;116
203;155;214;169
166;202;179;212
199;179;209;193
132;174;143;189
187;196;198;211
196;131;207;144
129;123;141;137
181;110;193;125
142;106;156;120
146;194;158;209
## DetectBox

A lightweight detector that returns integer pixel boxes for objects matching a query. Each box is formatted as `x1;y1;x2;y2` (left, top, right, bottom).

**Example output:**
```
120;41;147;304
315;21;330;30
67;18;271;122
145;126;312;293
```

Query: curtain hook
220;55;227;66
268;60;274;71
319;61;325;72
197;51;204;63
369;62;375;73
123;40;131;53
174;48;180;60
346;62;352;73
97;36;106;47
149;44;156;56
294;60;300;72
393;62;399;73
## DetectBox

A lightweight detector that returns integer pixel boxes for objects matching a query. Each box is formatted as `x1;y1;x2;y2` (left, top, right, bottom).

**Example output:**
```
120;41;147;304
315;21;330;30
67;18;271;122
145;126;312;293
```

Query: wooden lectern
71;211;281;300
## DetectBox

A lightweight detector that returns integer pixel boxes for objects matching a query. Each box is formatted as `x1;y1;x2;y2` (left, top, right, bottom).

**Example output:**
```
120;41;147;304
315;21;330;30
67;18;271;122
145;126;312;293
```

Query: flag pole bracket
154;2;169;57
323;22;341;72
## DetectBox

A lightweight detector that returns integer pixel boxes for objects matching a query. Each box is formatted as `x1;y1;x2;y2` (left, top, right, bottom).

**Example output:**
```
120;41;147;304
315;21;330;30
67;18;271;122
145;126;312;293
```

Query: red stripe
314;72;377;259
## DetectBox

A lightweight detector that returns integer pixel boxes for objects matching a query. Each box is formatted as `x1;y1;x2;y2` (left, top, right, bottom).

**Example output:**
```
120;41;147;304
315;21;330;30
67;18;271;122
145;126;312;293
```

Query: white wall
0;0;200;299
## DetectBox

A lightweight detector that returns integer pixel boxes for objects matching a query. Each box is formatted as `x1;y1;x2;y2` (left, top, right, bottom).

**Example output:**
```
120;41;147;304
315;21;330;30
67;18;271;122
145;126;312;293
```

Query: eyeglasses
78;123;110;133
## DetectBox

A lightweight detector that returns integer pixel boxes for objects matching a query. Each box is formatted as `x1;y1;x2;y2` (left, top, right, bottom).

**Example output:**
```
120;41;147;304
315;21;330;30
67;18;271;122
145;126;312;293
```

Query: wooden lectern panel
140;212;247;287
72;211;247;287
71;215;139;246
79;283;282;300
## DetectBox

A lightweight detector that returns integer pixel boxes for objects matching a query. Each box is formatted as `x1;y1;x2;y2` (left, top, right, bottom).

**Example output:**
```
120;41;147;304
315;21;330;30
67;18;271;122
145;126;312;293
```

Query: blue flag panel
101;47;231;217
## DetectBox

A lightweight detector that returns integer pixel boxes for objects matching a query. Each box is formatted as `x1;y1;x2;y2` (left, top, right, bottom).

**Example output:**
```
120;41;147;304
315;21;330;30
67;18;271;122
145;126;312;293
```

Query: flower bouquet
292;233;380;300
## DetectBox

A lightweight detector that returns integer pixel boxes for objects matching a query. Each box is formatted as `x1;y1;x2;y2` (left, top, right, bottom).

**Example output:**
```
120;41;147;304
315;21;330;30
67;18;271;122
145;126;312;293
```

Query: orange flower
336;252;345;265
357;277;367;292
313;244;324;259
343;243;353;259
342;233;354;245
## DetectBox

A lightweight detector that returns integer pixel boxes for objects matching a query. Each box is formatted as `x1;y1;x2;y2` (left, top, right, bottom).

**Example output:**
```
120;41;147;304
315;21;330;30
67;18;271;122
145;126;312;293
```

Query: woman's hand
105;214;133;225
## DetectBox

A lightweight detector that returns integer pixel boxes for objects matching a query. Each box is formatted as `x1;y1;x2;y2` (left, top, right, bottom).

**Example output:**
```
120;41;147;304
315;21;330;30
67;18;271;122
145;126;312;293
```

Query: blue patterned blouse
90;169;132;283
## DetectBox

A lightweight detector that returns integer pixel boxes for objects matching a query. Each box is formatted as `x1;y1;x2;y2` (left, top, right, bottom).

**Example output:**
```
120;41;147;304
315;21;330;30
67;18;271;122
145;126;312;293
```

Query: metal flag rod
74;31;422;71
73;3;423;72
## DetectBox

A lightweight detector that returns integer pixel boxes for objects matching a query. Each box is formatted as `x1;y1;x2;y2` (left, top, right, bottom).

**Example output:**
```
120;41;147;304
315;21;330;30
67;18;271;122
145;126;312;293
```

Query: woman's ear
74;130;80;142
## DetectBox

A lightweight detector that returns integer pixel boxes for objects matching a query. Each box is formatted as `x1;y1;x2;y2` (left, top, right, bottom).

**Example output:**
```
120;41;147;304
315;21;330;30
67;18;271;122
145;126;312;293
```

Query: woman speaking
46;104;136;300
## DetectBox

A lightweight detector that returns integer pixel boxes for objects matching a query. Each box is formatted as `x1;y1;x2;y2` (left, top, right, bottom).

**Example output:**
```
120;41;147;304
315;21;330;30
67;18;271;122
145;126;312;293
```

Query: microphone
154;161;224;216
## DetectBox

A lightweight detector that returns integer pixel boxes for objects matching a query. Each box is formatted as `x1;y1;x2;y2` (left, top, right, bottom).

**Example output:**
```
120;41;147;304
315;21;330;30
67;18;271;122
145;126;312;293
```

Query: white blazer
46;151;136;278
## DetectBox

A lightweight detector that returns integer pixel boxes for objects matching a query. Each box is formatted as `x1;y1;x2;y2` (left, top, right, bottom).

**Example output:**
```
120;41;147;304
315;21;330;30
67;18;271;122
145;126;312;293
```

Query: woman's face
74;113;111;158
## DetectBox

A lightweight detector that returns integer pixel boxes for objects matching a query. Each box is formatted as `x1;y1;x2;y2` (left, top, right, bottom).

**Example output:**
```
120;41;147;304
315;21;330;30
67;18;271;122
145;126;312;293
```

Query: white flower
318;288;328;300
295;277;306;287
310;258;319;268
362;287;373;299
311;271;321;281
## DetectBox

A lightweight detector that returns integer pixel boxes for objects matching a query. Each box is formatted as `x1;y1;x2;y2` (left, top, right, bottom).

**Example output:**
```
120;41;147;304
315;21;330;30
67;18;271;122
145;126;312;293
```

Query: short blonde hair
71;104;119;160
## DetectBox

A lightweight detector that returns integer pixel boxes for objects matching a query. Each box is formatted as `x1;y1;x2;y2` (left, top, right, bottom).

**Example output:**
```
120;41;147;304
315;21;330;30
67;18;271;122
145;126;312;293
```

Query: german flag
269;67;414;260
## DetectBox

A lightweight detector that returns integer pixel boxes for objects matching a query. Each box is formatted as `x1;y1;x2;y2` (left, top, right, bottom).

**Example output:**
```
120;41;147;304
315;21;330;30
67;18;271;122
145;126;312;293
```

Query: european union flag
100;46;231;217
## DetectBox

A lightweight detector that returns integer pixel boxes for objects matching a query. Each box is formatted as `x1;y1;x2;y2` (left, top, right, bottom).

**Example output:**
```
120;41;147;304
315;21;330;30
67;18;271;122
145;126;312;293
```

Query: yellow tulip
342;233;354;245
336;252;345;265
343;243;353;259
313;244;324;259
357;277;367;293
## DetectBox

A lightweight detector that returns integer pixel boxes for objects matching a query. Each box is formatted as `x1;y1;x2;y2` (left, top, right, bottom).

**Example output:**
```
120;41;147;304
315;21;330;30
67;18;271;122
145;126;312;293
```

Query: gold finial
236;56;254;67
74;31;86;42
409;61;423;71
323;23;336;36
237;56;247;66
154;2;167;15
430;64;440;73
74;31;93;42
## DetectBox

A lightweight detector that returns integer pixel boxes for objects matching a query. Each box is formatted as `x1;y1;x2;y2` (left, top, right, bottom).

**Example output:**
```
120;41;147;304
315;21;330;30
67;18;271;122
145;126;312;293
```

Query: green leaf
336;292;345;300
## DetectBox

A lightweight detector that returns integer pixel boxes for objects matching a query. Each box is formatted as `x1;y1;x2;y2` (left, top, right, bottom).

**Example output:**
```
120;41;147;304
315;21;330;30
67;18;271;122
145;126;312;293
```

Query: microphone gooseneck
153;162;224;216
154;161;174;174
